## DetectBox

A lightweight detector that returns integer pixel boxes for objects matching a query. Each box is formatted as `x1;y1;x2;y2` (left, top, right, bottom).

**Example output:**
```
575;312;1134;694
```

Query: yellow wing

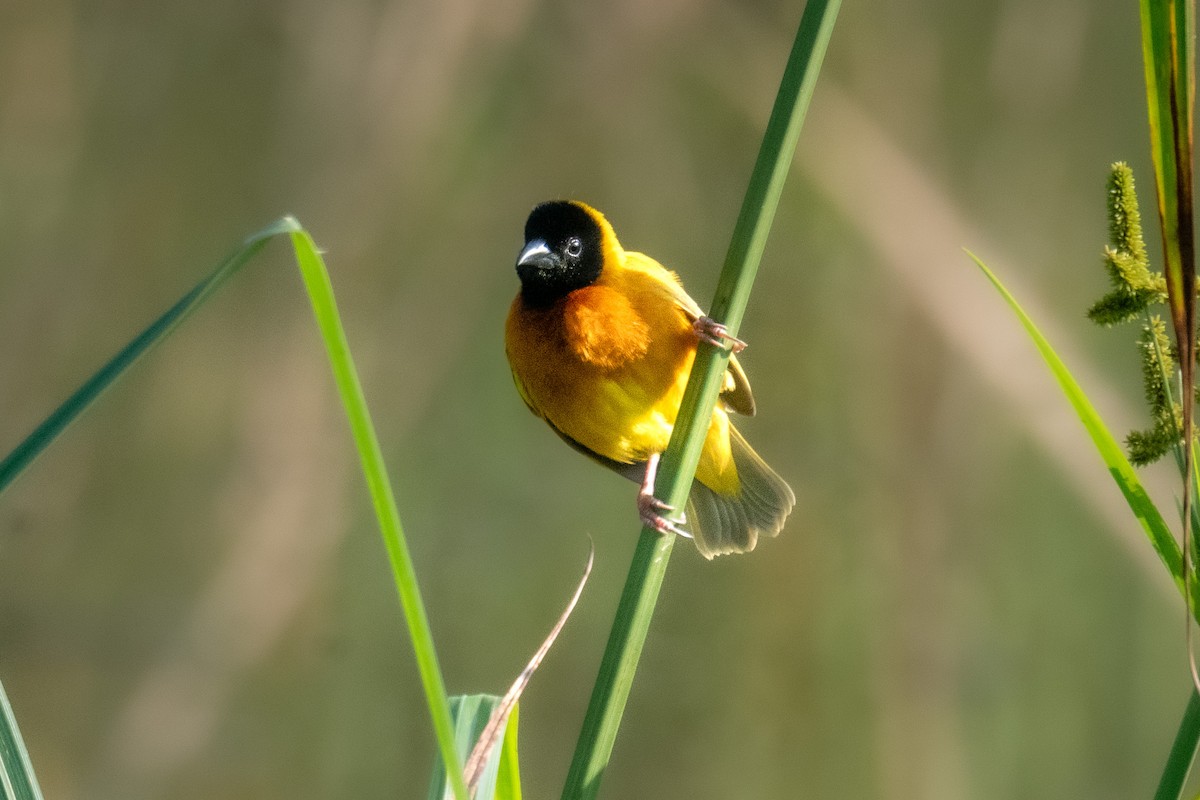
622;250;756;417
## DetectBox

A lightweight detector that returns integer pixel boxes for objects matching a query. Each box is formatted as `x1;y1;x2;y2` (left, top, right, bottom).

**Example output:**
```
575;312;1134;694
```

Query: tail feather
686;426;794;559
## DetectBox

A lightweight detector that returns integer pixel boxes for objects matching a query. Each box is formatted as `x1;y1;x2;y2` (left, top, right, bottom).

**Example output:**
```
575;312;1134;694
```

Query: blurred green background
0;0;1190;797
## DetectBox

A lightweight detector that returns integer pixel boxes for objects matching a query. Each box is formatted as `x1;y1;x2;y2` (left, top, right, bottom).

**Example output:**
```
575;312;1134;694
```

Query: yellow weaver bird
504;200;794;558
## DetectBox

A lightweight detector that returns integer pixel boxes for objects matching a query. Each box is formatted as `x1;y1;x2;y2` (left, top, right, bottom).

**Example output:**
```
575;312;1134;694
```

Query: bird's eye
565;237;583;258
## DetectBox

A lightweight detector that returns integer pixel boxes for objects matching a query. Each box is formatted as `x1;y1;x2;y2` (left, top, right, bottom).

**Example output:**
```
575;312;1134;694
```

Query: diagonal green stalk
1;219;468;800
287;229;469;800
0;221;292;798
1155;687;1200;800
559;3;841;798
969;252;1186;594
0;218;295;495
971;251;1200;795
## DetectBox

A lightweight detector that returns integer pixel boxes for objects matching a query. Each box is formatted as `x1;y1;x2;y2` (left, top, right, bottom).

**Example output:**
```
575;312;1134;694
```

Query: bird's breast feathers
506;263;697;464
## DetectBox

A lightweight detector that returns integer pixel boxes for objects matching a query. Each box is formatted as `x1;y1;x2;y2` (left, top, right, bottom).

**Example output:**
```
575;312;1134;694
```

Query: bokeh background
0;0;1191;797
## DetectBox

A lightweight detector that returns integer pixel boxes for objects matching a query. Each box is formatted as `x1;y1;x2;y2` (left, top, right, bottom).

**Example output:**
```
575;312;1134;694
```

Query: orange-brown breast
561;284;651;370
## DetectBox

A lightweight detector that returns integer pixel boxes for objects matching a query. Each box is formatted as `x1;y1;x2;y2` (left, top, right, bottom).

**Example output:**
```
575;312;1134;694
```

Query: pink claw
638;453;692;539
692;316;747;353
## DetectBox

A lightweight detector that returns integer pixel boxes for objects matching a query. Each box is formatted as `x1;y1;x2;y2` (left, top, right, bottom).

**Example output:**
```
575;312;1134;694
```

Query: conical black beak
516;239;560;281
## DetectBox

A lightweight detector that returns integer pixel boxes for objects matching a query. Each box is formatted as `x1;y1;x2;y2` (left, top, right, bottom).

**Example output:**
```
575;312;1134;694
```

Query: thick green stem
559;3;841;798
1154;687;1200;800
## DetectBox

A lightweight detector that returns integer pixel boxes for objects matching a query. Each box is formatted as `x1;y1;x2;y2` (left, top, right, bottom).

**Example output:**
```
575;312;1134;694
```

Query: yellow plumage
505;201;793;557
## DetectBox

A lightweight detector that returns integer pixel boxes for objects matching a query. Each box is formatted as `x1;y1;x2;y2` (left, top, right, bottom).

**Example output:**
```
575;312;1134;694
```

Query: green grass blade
287;230;468;800
0;676;44;800
496;704;522;800
1;219;467;799
559;3;841;798
1139;0;1196;364
968;251;1185;593
427;696;495;800
1140;0;1198;616
973;251;1200;796
1155;687;1200;800
0;217;299;496
427;696;520;800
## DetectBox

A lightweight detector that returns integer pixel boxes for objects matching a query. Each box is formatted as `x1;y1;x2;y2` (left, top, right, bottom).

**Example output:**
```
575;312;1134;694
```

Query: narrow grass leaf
287;230;467;800
968;251;1185;593
0;217;299;495
975;253;1200;796
0;676;44;800
2;220;471;797
560;3;842;798
0;215;468;796
495;704;522;800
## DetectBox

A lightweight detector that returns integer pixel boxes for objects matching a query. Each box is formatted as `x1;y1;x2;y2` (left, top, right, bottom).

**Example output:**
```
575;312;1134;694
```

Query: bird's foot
638;492;691;538
638;453;692;539
693;316;747;353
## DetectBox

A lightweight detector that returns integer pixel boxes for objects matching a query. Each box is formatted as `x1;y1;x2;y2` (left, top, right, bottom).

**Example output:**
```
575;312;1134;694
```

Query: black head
515;201;606;306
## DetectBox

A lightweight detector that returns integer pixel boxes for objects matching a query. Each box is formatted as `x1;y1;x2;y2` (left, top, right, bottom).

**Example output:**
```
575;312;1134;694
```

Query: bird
504;200;794;558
